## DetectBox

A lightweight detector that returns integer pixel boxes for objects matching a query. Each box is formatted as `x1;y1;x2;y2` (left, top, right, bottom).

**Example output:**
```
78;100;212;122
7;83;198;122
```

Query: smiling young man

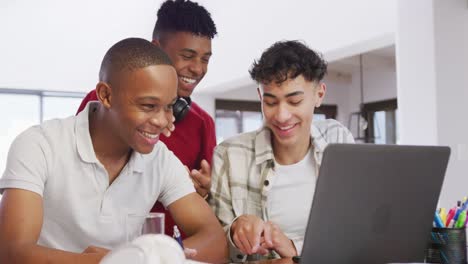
0;38;227;264
76;0;217;236
210;40;355;262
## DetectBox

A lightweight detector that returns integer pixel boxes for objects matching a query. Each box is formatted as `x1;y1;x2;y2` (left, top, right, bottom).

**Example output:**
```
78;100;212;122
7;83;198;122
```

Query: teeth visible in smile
180;76;196;84
279;125;294;131
140;131;158;139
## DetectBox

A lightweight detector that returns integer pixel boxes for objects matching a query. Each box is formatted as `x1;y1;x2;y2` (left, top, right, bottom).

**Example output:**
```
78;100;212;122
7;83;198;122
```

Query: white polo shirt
0;102;195;252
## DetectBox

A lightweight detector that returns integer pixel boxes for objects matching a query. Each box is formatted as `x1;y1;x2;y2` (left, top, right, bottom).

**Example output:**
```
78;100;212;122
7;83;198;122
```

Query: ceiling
0;0;397;93
328;45;396;75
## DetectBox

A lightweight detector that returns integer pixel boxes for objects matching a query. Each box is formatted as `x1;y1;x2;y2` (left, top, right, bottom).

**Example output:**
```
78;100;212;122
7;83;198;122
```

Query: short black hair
152;0;217;40
249;40;327;85
99;38;173;82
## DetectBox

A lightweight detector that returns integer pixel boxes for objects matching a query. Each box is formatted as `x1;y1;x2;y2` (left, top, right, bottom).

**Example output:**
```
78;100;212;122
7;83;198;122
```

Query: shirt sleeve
327;119;355;144
157;144;196;208
342;125;355;143
200;113;216;165
209;145;247;262
0;127;50;196
291;237;304;256
226;216;251;262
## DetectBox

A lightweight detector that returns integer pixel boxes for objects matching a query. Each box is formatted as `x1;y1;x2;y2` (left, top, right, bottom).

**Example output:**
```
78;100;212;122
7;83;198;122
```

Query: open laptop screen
300;144;450;264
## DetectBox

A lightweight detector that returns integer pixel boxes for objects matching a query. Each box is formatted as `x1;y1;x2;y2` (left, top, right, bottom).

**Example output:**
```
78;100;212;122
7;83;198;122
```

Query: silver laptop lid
300;144;450;264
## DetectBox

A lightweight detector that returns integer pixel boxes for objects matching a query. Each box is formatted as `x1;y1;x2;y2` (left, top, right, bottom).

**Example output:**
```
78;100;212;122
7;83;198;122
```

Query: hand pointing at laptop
230;215;297;258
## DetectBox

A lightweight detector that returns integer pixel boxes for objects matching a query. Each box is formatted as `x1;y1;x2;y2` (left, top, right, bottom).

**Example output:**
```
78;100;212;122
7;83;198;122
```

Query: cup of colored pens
425;205;468;264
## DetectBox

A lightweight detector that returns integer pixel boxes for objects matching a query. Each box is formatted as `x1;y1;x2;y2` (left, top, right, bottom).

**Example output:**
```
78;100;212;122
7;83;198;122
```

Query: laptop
299;144;450;264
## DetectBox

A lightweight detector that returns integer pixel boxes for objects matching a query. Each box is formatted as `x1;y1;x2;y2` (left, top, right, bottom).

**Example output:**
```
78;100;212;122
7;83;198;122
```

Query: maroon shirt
76;90;216;237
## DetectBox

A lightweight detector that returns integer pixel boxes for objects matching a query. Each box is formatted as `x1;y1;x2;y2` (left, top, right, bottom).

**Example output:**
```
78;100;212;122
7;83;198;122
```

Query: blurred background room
1;0;467;208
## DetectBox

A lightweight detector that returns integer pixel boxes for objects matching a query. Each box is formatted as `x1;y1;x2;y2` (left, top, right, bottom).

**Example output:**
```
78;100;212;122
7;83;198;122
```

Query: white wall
320;73;352;125
215;84;259;102
396;0;468;208
347;54;397;110
0;0;397;93
323;54;398;130
0;0;159;92
431;0;468;208
202;0;397;93
396;0;438;145
191;94;215;119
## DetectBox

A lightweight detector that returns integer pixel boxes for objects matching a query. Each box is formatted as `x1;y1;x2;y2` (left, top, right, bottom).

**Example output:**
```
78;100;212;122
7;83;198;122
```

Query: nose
275;103;292;123
149;110;171;130
188;59;205;77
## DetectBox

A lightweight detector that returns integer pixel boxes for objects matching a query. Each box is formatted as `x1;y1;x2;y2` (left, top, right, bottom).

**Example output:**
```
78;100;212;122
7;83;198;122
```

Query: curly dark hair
152;0;217;40
249;40;327;85
99;38;172;82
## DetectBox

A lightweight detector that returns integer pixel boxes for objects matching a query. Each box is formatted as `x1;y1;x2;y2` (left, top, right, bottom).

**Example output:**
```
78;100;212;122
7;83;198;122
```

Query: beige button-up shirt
210;119;355;262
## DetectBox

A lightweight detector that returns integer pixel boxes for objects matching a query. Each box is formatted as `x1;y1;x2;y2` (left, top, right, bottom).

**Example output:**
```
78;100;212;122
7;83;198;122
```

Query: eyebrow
137;96;178;104
263;91;304;99
137;96;161;101
180;48;212;56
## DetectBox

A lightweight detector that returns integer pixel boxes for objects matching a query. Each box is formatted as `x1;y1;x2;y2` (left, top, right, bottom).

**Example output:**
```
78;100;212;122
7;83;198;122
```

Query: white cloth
267;150;317;254
0;102;195;252
101;234;185;264
101;234;209;264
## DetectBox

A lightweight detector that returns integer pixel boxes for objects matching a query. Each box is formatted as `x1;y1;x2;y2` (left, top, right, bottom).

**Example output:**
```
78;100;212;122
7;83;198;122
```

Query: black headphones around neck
173;96;191;123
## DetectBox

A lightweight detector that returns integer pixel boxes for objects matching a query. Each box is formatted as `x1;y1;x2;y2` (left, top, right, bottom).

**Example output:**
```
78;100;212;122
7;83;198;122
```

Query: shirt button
237;254;244;259
264;180;269;186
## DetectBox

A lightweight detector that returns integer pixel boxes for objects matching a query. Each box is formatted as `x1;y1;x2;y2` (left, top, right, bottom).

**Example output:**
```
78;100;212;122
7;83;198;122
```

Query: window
42;93;84;120
362;99;398;144
0;89;85;199
315;104;337;120
215;99;338;143
215;100;263;143
0;94;41;182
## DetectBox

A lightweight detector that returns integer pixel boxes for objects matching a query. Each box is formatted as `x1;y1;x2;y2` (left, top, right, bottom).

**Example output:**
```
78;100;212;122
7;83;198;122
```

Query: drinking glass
126;212;165;242
141;212;165;235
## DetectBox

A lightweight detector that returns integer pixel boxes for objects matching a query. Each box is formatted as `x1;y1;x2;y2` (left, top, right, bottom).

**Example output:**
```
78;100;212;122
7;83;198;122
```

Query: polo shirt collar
254;123;328;166
75;102;144;173
75;102;97;164
130;151;144;173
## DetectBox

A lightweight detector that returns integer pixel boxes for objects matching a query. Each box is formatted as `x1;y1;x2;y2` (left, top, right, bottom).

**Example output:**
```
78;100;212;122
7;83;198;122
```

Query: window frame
215;99;338;141
0;88;86;123
362;98;398;143
215;99;337;119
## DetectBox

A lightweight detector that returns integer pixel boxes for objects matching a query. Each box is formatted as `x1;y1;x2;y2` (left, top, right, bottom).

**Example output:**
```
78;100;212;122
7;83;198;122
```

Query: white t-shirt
267;150;317;254
0;102;195;252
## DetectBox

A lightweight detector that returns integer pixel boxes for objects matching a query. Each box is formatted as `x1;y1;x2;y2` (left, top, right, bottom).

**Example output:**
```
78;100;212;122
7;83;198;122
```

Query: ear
315;82;327;108
95;82;112;109
151;39;161;47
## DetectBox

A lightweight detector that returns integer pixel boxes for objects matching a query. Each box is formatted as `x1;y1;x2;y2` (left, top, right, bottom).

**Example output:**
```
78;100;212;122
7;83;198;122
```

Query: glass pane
0;94;40;199
42;96;84;121
215;117;239;143
313;113;327;121
242;111;263;133
373;111;386;144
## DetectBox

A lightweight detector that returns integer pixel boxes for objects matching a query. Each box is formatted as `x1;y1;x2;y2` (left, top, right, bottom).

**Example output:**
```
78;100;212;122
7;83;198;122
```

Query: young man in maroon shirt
76;0;217;236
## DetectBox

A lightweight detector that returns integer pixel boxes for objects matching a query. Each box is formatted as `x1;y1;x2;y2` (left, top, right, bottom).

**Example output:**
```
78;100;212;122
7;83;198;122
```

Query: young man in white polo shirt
0;38;227;264
210;40;355;262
